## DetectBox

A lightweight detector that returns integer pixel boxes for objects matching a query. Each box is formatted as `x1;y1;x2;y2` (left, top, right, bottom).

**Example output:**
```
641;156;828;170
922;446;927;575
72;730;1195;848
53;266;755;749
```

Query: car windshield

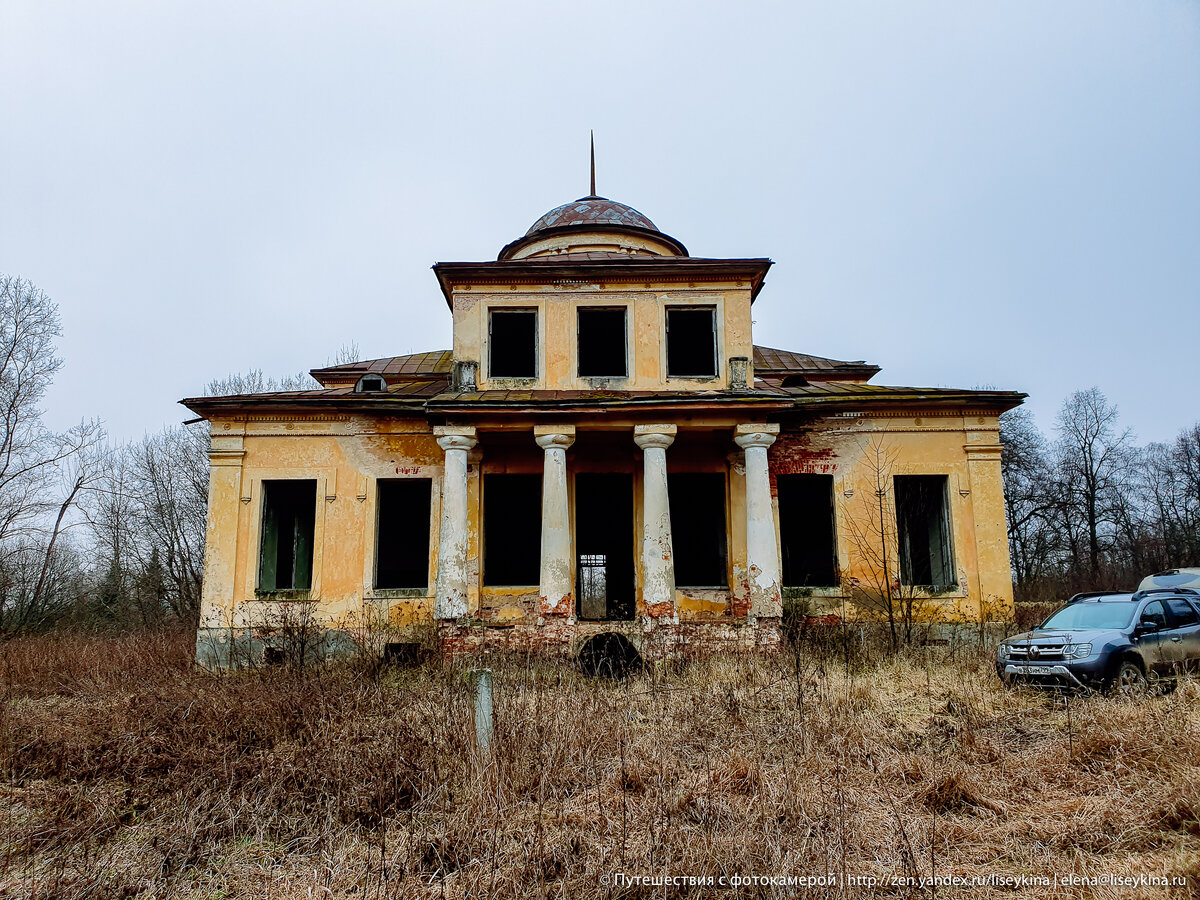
1040;601;1136;630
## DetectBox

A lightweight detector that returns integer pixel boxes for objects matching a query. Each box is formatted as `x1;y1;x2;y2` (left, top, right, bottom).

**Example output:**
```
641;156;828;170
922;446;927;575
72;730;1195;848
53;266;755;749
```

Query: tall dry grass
1;629;1199;898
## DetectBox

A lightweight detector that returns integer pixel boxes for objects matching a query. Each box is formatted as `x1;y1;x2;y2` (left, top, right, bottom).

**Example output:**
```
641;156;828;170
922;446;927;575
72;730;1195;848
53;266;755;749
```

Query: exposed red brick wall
767;424;838;496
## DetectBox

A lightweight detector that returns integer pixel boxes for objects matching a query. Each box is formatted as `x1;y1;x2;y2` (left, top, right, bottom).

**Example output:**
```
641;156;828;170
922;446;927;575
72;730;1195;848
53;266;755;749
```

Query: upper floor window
666;306;717;378
577;307;627;377
489;308;536;378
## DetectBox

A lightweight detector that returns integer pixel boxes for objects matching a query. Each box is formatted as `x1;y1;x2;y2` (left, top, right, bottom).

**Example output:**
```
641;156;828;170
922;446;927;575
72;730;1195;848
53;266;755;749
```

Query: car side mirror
1137;618;1161;634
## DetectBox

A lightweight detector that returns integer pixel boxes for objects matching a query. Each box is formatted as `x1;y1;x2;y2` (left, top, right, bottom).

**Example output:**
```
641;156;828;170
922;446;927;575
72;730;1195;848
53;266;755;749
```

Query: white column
735;424;782;619
634;424;677;619
434;426;477;619
535;425;576;618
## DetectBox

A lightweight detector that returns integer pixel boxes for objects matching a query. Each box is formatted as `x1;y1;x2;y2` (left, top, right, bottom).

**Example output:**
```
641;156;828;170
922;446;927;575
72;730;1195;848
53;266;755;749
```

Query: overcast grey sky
3;1;1198;444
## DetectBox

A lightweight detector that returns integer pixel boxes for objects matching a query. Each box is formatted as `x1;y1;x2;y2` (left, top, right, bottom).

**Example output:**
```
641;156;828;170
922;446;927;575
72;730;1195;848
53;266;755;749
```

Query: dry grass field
2;628;1199;899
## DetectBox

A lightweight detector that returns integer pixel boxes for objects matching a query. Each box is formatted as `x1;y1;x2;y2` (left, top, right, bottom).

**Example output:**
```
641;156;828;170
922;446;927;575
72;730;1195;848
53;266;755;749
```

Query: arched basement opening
577;632;642;679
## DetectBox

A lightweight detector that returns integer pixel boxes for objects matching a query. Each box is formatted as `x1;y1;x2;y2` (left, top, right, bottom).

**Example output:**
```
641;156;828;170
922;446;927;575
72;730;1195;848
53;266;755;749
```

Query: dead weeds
0;629;1198;897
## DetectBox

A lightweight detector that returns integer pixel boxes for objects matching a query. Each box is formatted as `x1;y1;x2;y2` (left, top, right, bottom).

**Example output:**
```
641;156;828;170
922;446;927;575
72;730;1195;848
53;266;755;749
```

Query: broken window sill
254;589;312;601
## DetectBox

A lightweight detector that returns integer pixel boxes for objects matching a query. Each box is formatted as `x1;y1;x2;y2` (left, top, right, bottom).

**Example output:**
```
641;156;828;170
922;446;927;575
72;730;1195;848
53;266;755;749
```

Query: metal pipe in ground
471;669;494;757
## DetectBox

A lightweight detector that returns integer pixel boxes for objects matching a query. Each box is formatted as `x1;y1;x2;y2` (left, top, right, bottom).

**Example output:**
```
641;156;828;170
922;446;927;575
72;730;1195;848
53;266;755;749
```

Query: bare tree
840;437;935;650
0;277;103;633
204;342;360;397
1053;388;1135;580
1000;408;1058;588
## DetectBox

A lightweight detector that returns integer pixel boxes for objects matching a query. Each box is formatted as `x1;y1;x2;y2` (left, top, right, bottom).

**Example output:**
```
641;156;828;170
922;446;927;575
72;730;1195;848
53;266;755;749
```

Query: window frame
355;374;387;393
666;471;730;589
664;305;719;380
576;305;629;379
487;307;539;380
373;477;434;593
256;478;318;596
482;472;543;587
894;474;957;590
777;473;839;589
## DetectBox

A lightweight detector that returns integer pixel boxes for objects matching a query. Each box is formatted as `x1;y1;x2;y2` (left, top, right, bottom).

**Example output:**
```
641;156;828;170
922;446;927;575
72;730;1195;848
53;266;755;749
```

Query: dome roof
525;196;658;236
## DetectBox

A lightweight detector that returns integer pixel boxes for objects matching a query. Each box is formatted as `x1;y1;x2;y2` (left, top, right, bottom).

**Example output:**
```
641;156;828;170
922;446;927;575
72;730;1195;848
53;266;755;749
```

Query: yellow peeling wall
197;409;1013;635
451;281;755;392
198;414;444;633
769;411;1013;623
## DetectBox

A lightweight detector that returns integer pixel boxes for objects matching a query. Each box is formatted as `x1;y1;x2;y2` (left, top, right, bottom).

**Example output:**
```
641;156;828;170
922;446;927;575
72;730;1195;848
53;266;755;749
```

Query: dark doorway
483;473;542;585
667;473;728;587
778;474;838;587
575;473;635;620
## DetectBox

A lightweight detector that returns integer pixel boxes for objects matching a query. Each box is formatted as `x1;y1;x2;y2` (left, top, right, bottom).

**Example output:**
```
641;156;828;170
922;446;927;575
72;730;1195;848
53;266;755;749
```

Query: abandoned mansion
184;184;1024;664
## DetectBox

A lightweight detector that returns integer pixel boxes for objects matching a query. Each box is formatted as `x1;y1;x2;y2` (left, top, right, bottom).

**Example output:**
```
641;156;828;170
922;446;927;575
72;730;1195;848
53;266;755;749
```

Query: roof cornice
433;257;773;308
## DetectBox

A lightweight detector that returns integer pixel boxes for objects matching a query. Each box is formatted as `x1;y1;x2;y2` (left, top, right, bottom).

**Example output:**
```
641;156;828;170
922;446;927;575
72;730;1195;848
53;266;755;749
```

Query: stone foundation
437;617;783;659
194;618;783;670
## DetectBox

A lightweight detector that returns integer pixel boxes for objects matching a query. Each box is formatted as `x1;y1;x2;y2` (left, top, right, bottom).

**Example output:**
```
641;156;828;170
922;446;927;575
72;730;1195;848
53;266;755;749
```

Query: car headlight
997;642;1011;657
1062;643;1092;659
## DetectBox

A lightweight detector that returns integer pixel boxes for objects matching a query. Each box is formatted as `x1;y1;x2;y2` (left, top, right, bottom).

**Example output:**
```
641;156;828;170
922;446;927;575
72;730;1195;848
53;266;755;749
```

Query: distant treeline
1001;389;1199;603
0;275;357;635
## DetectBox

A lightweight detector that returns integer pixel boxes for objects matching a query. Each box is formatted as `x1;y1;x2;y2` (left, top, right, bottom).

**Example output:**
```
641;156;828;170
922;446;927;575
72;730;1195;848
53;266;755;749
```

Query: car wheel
1110;660;1148;696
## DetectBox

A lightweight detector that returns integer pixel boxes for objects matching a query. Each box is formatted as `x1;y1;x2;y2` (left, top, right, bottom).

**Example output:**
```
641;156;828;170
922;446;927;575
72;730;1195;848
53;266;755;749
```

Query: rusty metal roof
310;346;875;388
752;346;881;381
185;345;1023;418
310;350;452;386
526;196;658;236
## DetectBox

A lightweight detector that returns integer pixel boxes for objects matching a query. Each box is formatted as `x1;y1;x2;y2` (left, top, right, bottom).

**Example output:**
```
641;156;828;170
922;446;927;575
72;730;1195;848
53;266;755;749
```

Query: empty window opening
666;307;717;378
575;473;635;620
780;375;809;388
895;475;955;588
578;307;627;377
668;473;728;588
483;473;542;585
375;479;432;590
259;480;316;592
488;309;537;378
577;632;642;678
356;375;387;392
778;474;838;587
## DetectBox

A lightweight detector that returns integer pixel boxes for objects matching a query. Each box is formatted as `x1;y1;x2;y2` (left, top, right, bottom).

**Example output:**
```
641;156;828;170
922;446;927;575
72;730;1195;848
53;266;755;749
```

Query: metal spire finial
589;130;596;198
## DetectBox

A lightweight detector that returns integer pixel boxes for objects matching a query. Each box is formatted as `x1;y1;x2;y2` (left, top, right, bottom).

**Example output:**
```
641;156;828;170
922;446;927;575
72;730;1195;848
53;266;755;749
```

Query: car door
1134;600;1172;676
1163;597;1200;673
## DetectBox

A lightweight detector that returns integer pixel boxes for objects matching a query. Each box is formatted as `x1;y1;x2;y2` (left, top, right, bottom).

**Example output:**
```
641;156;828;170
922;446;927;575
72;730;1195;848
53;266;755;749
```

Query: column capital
534;424;576;451
734;423;779;450
434;425;477;452
634;424;677;450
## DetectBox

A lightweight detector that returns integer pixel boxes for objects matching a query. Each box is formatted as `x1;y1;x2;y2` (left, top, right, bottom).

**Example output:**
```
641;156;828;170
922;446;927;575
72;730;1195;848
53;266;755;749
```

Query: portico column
434;426;477;619
634;424;677;619
734;424;782;619
535;425;576;617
